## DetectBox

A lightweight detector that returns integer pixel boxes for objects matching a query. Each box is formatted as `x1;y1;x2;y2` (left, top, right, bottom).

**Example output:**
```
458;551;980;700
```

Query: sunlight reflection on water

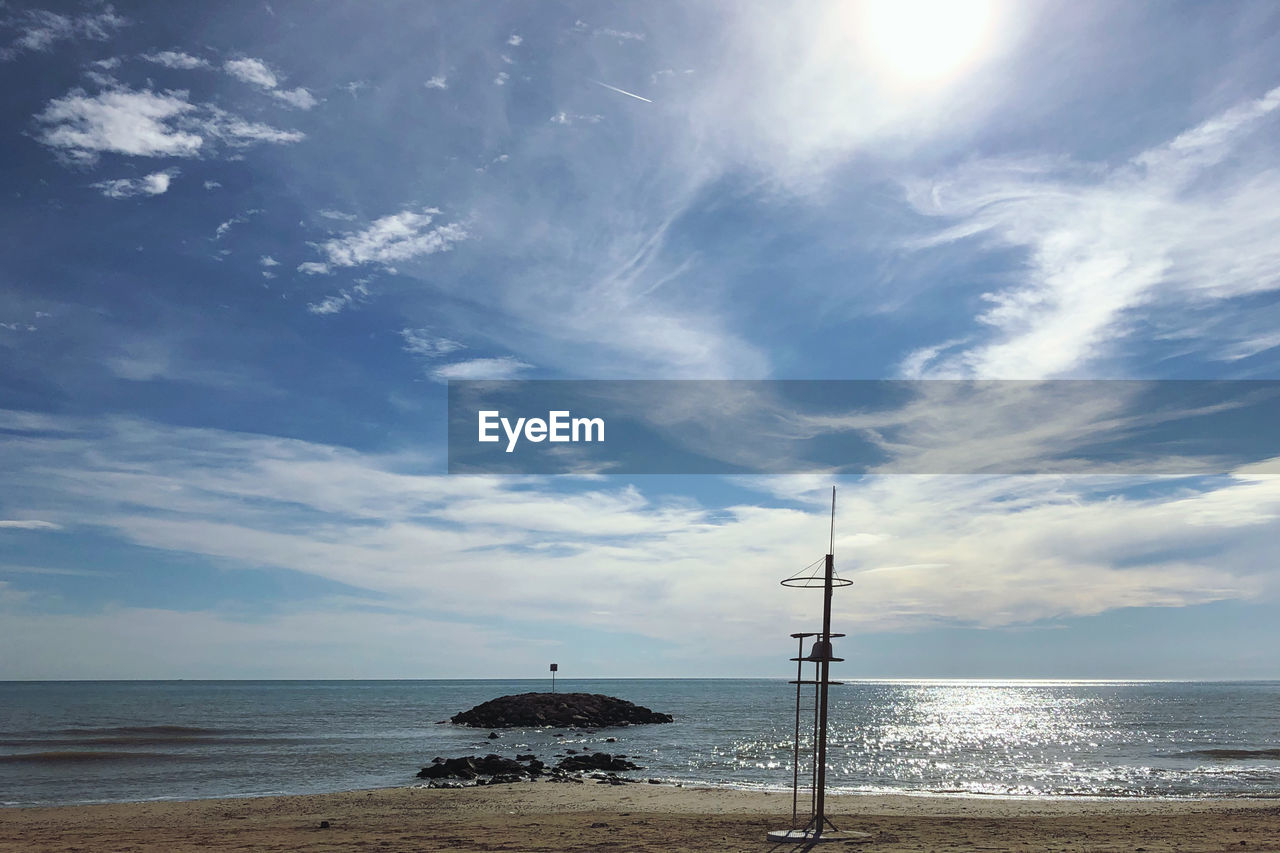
725;681;1280;797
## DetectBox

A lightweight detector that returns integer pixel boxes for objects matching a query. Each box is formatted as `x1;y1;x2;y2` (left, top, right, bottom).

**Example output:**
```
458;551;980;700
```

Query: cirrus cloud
1;6;126;60
901;85;1280;378
431;356;531;381
302;208;468;274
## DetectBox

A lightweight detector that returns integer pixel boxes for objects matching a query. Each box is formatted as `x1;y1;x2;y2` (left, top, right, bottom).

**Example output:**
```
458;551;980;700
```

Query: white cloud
424;76;448;90
431;356;531;380
36;87;203;162
0;520;61;530
140;50;208;69
595;27;645;41
83;68;119;87
306;282;370;315
92;169;176;198
213;209;260;240
297;261;330;275
35;86;303;164
307;208;468;272
507;34;523;46
2;7;126;60
2;411;1277;672
550;111;603;126
901;85;1280;378
306;295;349;315
318;208;357;221
272;86;317;109
399;328;464;357
494;71;509;86
223;57;278;89
222;57;315;108
203;179;221;189
259;255;280;267
205;110;305;146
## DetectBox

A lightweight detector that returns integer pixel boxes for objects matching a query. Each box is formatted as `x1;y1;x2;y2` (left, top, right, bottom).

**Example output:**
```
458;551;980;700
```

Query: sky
2;0;1279;680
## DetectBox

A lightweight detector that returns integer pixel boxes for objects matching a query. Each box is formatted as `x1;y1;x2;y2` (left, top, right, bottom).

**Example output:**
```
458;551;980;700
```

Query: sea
2;679;1279;806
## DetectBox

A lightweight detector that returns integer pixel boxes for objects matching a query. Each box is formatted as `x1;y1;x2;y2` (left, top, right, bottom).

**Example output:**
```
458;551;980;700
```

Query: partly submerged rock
555;752;641;772
450;692;673;729
416;753;544;781
415;751;641;786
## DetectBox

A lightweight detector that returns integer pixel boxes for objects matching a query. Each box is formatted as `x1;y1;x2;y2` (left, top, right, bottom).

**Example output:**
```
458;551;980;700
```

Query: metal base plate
766;828;872;844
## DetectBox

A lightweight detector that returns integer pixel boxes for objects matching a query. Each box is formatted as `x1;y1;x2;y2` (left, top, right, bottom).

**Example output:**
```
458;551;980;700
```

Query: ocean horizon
3;678;1279;807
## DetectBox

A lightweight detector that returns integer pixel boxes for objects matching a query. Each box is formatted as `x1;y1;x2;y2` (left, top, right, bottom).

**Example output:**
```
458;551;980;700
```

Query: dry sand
2;782;1277;852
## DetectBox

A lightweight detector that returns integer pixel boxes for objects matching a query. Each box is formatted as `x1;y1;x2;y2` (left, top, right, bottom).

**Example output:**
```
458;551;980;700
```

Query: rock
515;753;536;761
416;753;545;783
605;737;617;743
450;693;673;729
487;731;500;739
555;752;641;773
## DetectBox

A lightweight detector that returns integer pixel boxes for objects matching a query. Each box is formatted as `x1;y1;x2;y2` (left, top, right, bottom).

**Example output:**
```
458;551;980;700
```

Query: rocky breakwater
449;692;674;729
416;752;645;787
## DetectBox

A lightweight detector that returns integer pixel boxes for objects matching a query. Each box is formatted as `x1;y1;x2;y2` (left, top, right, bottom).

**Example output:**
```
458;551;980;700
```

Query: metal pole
815;551;834;831
811;662;819;816
792;635;803;828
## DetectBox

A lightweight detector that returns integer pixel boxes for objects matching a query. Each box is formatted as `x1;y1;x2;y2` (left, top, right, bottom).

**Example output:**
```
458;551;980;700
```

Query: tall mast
815;486;835;828
771;485;862;843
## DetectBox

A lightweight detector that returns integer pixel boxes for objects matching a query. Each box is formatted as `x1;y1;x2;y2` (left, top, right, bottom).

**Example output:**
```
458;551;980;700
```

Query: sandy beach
2;783;1277;852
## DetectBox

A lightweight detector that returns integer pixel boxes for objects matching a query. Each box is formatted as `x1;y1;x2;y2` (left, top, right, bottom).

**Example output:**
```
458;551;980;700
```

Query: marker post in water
550;663;558;693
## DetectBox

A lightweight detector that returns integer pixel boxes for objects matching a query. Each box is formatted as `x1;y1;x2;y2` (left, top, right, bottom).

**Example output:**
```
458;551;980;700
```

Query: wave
0;751;190;764
1176;748;1280;760
0;725;283;748
0;735;303;747
53;725;245;736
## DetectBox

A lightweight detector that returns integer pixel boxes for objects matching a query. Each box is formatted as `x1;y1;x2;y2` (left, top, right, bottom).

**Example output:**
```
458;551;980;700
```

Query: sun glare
857;0;1001;86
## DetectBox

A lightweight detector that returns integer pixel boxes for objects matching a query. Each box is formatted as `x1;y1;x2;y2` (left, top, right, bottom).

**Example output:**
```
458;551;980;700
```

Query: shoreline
2;782;1277;852
10;778;1280;810
8;777;1280;809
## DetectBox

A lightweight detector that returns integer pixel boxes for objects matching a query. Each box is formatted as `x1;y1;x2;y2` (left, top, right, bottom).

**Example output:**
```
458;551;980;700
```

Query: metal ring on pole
781;576;853;588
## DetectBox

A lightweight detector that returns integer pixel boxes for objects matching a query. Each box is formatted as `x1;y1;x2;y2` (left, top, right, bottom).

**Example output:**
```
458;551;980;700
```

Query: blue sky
2;0;1279;679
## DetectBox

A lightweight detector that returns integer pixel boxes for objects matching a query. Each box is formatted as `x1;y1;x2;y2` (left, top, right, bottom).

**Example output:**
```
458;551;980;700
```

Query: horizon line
4;676;1279;684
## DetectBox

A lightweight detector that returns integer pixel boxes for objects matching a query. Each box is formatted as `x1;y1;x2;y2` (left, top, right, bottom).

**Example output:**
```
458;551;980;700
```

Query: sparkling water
2;679;1278;805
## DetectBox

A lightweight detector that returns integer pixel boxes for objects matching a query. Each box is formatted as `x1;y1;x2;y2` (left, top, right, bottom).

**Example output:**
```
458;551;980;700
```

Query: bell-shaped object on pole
805;639;834;662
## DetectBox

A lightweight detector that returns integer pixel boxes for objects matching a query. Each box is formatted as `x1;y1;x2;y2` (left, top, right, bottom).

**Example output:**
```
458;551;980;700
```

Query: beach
2;783;1277;852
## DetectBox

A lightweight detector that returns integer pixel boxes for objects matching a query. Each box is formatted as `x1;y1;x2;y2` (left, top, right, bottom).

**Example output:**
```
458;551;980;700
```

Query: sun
856;0;1002;86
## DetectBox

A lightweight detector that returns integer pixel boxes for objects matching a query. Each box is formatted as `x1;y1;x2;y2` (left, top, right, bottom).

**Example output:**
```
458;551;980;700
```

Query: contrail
592;80;652;103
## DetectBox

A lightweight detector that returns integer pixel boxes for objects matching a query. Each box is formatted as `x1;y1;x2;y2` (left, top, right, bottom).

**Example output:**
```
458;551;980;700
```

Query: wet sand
2;782;1277;852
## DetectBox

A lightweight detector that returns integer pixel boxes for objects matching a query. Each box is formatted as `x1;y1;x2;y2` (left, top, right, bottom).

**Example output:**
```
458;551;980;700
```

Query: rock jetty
450;692;673;728
416;751;642;786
